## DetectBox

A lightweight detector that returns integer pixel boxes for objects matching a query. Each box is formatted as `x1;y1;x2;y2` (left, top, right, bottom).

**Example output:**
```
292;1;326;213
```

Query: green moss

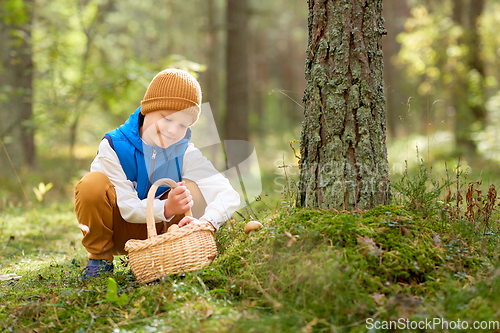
1;197;499;332
207;203;492;330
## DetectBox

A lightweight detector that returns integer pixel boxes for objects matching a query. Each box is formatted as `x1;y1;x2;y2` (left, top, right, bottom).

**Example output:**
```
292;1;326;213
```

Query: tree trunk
224;0;249;166
298;0;391;210
382;0;409;139
0;0;35;171
252;27;268;138
466;0;486;122
204;0;219;123
451;0;486;156
66;0;114;181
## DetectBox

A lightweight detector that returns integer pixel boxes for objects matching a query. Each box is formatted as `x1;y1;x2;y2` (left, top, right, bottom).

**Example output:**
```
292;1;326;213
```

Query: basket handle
146;178;193;239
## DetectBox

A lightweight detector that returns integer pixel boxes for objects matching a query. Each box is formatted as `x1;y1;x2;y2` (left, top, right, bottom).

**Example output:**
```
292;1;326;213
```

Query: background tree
2;0;500;206
224;0;249;165
397;0;493;158
0;0;35;170
382;0;410;139
298;0;391;210
451;0;486;155
201;0;220;124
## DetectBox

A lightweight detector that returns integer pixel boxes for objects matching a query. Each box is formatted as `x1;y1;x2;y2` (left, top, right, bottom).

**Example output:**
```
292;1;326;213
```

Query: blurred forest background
1;0;500;208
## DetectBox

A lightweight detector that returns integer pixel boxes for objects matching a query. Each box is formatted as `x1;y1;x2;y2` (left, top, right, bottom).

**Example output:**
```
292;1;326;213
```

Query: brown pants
74;171;207;261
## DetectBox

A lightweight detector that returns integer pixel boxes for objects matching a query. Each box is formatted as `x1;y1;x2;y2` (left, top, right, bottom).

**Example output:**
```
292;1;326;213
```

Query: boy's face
141;110;193;148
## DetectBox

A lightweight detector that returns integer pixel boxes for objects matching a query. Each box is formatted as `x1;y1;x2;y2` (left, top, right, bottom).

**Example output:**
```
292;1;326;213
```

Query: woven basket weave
124;178;217;284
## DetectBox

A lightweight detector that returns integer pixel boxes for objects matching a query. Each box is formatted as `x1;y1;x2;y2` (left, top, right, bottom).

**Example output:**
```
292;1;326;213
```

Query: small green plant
392;156;452;219
33;182;53;202
105;277;129;305
274;139;300;212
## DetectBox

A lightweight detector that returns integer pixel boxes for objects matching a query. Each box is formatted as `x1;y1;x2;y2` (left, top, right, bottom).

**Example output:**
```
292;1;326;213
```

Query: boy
75;68;240;279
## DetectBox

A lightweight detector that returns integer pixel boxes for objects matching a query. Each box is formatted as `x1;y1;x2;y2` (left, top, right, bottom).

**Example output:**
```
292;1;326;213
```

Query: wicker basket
124;178;217;284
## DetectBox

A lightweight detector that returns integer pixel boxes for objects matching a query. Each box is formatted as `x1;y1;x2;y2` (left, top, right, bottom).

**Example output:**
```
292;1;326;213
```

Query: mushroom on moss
244;221;262;234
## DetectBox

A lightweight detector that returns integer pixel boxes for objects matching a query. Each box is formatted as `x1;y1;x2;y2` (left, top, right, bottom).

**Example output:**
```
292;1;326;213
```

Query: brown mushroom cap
244;221;262;234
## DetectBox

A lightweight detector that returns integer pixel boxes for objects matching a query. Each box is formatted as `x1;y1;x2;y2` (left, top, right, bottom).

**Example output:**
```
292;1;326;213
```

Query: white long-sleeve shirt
90;139;240;230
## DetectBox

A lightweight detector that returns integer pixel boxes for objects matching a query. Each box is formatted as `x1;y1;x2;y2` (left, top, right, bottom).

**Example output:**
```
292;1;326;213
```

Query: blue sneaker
82;259;114;279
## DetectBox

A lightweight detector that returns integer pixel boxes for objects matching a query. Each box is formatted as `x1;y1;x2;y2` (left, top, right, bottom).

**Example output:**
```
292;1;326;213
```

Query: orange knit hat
140;68;202;124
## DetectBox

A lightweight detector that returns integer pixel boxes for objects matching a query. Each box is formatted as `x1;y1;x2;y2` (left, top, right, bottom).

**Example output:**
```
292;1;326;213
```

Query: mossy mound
206;204;491;330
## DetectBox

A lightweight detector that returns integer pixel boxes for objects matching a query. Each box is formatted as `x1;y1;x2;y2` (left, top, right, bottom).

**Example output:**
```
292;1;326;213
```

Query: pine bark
298;0;391;210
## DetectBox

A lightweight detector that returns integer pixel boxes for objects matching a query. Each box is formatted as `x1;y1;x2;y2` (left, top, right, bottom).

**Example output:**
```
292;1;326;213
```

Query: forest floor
2;160;500;332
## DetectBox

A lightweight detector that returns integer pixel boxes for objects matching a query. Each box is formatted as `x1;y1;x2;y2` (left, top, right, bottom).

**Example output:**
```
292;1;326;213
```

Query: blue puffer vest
103;106;191;199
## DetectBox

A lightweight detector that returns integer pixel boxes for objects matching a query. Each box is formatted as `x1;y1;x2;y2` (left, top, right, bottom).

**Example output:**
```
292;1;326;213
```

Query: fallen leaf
301;317;318;333
356;235;382;257
371;293;386;305
446;263;456;271
204;309;214;319
242;299;258;308
284;231;297;247
357;235;377;249
400;226;408;236
433;234;443;248
465;275;475;283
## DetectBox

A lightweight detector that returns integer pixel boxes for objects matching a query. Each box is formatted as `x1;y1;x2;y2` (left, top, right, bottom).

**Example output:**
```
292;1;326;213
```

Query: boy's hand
163;182;193;217
178;217;215;231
